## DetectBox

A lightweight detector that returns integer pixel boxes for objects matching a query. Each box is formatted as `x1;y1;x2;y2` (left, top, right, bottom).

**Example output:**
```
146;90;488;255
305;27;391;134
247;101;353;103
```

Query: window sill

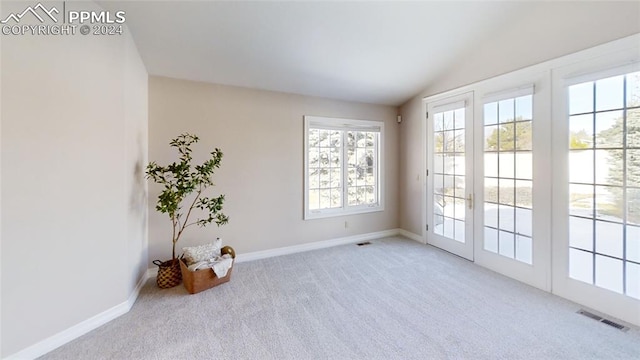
304;205;384;220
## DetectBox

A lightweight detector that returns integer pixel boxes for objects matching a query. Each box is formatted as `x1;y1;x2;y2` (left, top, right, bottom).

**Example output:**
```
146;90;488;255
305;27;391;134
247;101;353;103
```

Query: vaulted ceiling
99;1;640;106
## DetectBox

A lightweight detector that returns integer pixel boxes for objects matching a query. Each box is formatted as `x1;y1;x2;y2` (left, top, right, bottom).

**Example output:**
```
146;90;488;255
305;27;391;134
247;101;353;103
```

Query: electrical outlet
344;221;348;229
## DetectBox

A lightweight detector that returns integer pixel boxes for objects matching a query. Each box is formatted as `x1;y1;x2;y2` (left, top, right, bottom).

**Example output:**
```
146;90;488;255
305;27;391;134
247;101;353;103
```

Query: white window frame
473;74;553;292
424;92;475;261
304;116;385;220
480;85;536;265
552;58;640;326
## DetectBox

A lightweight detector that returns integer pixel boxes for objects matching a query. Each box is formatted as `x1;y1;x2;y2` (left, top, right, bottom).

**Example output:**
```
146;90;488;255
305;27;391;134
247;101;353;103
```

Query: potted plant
146;133;229;288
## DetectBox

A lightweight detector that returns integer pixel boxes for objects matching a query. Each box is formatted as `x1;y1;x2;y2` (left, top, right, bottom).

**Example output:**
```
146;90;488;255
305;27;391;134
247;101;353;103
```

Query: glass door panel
567;71;640;300
433;110;466;242
483;95;533;264
427;94;474;260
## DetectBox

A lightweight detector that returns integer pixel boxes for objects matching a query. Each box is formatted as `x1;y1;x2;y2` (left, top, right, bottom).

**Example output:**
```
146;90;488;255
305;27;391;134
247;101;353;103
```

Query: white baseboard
399;229;424;244
145;229;407;275
145;228;429;274
127;269;150;309
6;271;150;360
147;229;400;272
235;229;400;263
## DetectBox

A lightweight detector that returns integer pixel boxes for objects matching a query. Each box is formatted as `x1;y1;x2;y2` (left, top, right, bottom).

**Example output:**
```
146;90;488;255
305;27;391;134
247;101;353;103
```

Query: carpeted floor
41;236;640;359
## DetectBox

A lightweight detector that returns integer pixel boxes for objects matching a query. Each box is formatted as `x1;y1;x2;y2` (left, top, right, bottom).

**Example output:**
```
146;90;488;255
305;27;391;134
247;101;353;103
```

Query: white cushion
182;239;222;266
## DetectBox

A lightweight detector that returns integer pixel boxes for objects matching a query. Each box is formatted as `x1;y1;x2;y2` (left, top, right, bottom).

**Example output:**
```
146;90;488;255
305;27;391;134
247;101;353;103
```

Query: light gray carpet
41;236;640;359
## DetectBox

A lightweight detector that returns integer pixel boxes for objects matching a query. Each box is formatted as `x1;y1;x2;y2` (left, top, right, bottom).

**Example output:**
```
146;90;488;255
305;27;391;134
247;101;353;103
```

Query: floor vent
356;241;372;246
600;319;626;330
577;309;628;331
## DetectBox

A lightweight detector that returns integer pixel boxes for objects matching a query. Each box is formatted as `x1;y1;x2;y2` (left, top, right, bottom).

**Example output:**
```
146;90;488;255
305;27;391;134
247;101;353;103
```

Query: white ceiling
96;1;585;106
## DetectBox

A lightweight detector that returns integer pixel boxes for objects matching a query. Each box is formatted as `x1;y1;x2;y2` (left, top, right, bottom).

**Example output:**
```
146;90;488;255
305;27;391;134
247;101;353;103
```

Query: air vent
600;319;626;330
577;309;628;331
356;241;371;246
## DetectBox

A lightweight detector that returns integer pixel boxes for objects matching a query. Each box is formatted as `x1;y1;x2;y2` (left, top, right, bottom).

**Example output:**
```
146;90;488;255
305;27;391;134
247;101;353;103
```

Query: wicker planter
153;259;182;289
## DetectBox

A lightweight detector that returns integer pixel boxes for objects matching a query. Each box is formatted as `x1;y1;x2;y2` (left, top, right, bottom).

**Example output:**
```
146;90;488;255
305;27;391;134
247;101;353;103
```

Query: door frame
472;70;552;292
423;92;475;261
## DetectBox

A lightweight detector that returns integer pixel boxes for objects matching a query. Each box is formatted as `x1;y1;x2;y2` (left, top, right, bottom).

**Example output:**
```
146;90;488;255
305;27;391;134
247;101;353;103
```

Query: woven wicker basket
153;259;182;289
179;246;235;294
179;258;233;294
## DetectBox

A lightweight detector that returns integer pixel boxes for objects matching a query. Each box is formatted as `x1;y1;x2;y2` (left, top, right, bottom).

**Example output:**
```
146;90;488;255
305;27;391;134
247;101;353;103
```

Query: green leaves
195;194;229;227
145;133;229;259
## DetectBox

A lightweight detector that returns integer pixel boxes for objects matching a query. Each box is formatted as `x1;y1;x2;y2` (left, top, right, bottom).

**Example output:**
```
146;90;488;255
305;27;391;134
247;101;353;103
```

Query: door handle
467;193;473;210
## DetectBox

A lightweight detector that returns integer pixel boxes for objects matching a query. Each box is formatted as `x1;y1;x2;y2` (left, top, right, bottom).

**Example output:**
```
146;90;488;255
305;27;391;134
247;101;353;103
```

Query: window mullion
342;130;348;210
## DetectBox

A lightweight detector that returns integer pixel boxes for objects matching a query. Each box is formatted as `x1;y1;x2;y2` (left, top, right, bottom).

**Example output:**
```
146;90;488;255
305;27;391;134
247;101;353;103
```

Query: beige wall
398;95;424;236
148;76;399;263
0;2;148;357
399;2;640;236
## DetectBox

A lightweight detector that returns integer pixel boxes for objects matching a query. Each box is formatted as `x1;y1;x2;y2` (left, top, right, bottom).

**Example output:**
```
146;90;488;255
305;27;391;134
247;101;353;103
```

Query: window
483;91;534;264
567;70;640;299
304;116;384;219
432;105;467;243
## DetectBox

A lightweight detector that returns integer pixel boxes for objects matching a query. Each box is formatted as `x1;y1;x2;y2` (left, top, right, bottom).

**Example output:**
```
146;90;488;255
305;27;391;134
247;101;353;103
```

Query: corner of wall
0;2;150;356
123;24;150;301
397;95;426;237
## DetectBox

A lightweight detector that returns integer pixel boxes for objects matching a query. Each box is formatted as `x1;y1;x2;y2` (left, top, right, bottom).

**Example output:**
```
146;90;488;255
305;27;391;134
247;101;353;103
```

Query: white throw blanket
187;254;233;277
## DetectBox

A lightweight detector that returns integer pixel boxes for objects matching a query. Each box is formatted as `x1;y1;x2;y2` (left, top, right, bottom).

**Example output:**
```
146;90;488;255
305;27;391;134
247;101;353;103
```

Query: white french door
426;93;474;260
425;75;551;291
473;77;551;291
552;60;640;326
423;37;640;327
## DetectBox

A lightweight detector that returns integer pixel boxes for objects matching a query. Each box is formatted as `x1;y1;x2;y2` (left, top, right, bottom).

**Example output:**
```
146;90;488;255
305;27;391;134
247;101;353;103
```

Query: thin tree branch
171;215;177;260
176;184;203;242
